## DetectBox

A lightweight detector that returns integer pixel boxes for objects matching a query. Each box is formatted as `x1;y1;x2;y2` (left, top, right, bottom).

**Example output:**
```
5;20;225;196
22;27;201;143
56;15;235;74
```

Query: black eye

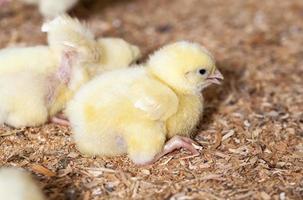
199;69;206;75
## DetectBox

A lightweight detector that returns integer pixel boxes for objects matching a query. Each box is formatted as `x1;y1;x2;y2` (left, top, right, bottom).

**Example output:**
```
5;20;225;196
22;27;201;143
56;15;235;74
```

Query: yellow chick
0;15;140;127
66;41;224;164
0;168;45;200
19;0;78;18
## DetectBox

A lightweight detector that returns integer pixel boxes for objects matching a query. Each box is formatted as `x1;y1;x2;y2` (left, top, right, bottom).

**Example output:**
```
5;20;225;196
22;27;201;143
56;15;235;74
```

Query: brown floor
0;0;303;199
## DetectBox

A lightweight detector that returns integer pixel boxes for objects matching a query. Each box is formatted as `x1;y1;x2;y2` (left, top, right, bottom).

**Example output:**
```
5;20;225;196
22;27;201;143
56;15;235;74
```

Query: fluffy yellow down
67;41;219;164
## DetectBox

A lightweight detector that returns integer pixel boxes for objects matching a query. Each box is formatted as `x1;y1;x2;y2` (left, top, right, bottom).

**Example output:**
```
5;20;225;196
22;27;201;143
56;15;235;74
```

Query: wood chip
30;164;56;177
222;130;235;141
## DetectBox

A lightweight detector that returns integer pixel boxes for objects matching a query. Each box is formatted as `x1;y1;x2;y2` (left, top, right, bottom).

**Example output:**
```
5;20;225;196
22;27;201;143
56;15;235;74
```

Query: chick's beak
207;69;224;85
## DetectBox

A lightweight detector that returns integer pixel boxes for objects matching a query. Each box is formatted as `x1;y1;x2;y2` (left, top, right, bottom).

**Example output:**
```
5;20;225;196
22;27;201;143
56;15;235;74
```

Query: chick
0;15;140;127
0;168;45;200
66;41;224;164
0;15;96;76
42;15;141;75
19;0;79;18
0;15;140;76
0;16;91;127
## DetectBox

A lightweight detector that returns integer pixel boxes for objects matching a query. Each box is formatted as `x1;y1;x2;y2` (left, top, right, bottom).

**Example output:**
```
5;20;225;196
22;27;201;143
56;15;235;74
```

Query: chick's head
148;41;223;94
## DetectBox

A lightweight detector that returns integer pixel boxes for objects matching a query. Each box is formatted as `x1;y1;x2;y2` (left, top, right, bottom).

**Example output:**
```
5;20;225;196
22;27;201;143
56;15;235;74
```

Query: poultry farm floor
0;0;302;199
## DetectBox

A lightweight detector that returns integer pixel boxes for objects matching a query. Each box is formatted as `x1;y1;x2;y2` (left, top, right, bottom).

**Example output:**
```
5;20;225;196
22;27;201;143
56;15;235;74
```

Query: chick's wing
129;78;179;121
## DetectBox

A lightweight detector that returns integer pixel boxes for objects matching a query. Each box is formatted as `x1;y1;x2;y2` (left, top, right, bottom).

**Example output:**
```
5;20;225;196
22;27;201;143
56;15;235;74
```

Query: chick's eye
199;69;207;75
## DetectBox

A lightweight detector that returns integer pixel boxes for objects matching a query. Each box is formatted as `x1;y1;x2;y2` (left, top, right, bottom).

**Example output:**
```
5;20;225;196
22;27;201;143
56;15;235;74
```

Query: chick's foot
152;136;200;163
50;114;70;126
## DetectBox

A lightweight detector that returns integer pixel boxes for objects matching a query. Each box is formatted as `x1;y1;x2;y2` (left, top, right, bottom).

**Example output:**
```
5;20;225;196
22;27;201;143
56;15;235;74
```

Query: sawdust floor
0;0;303;199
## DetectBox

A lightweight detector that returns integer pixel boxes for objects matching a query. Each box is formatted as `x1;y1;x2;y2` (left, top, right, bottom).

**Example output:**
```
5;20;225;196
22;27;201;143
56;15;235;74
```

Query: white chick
0;50;87;128
0;15;92;127
0;15;140;127
0;15;97;76
0;15;140;76
19;0;79;18
66;41;224;165
42;15;141;74
0;168;45;200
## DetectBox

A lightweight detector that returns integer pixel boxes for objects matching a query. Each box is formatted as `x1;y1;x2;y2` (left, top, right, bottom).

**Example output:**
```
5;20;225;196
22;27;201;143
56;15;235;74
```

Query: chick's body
68;68;180;163
67;41;223;164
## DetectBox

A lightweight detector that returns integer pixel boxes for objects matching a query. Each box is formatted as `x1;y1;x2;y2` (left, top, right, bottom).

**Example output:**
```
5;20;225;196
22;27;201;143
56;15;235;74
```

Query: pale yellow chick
0;50;88;128
66;41;224;164
19;0;78;18
42;15;141;75
0;15;140;128
0;15;140;76
0;168;45;200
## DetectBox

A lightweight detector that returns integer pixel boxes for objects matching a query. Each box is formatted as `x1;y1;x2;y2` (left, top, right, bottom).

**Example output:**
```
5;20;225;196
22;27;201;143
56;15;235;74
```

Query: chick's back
0;46;58;75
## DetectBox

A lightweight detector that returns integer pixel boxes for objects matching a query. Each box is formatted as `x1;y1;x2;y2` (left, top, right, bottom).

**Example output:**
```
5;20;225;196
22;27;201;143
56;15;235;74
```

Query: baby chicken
0;168;45;200
19;0;79;18
0;15;140;127
42;15;141;74
0;16;140;76
66;41;224;164
0;15;95;76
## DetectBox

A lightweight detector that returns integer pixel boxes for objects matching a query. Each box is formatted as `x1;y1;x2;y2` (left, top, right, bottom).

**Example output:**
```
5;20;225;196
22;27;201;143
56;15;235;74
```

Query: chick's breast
166;94;203;138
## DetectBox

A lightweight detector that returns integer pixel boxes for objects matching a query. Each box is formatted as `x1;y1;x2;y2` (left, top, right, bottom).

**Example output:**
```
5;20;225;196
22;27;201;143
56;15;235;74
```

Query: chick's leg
124;121;166;165
152;136;200;163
